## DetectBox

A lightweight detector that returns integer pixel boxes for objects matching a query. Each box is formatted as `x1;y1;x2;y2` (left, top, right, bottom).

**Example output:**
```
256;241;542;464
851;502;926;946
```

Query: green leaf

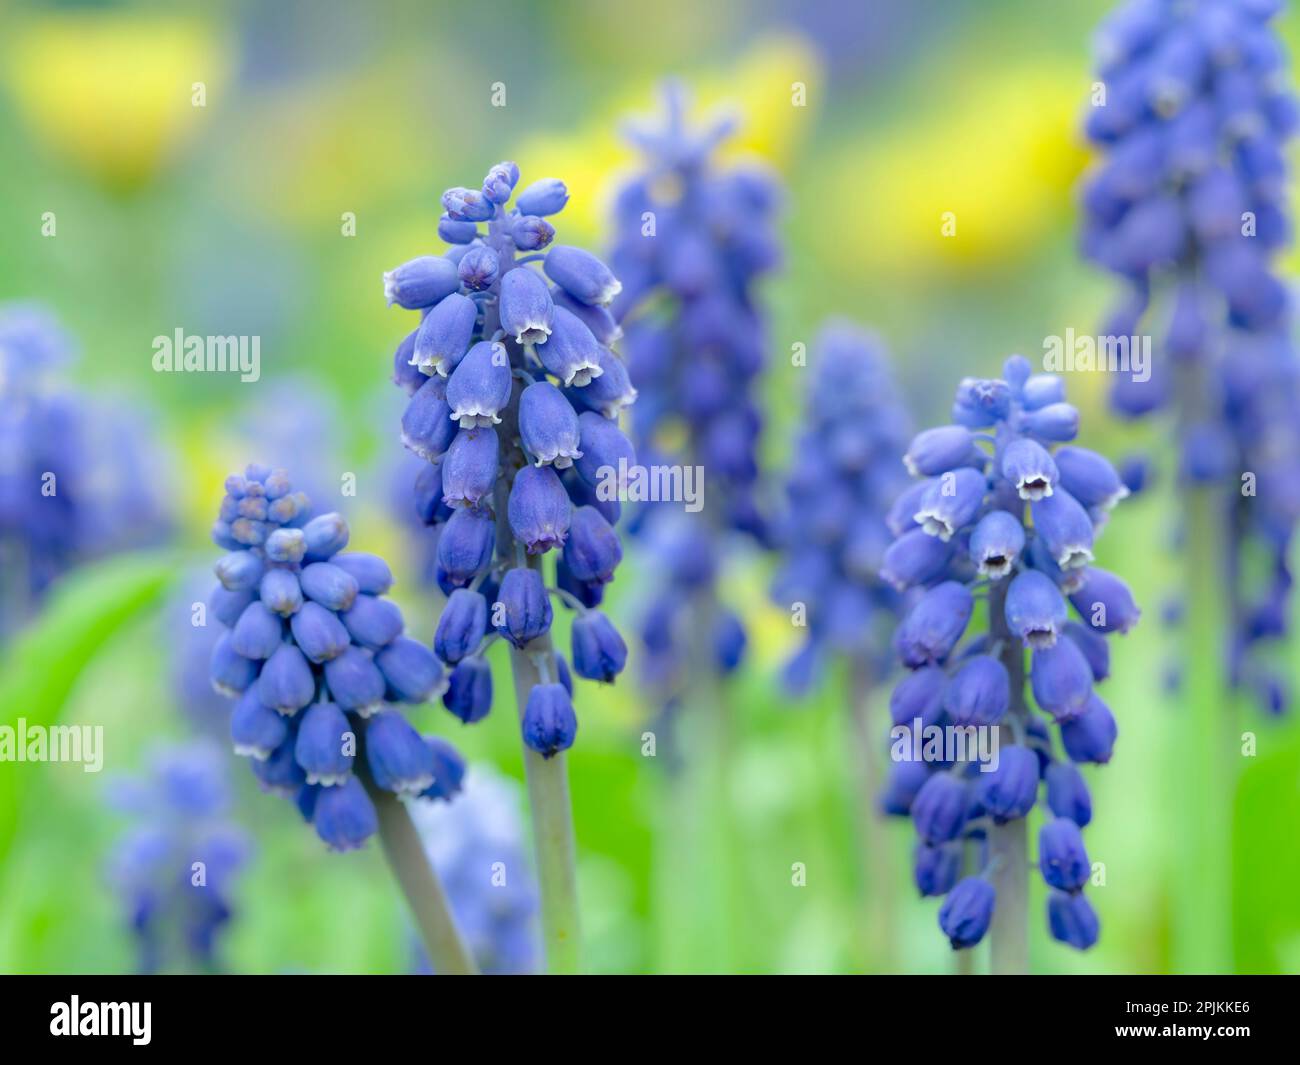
0;552;178;861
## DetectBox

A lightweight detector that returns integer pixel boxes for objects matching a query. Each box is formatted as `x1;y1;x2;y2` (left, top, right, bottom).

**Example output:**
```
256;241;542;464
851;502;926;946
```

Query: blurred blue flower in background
105;740;250;974
609;83;782;711
771;321;910;693
408;768;540;975
1081;0;1300;713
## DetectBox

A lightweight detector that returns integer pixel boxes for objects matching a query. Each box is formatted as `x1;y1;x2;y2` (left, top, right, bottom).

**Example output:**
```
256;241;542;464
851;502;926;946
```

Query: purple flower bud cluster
384;163;634;758
106;741;249;973
0;303;171;628
608;84;782;696
208;464;466;851
1081;0;1299;712
883;356;1139;952
409;769;539;975
771;323;911;692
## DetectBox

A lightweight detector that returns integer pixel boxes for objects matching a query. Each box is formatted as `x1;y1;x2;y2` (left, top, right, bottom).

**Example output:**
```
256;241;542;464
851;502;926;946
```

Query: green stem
1171;486;1234;973
508;635;582;975
365;780;479;975
654;593;732;973
988;578;1029;975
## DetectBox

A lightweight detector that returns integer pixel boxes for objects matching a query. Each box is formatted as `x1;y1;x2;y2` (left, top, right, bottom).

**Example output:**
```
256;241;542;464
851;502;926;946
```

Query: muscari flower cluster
0;303;170;630
772;323;911;692
209;464;466;851
106;741;249;973
385;162;636;755
608;85;782;696
410;769;539;975
1081;0;1299;712
881;356;1140;951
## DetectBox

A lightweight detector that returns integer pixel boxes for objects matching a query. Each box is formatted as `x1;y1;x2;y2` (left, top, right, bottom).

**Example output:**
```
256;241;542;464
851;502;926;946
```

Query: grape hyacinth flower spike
1080;0;1298;973
105;741;249;974
611;83;782;710
883;356;1137;971
383;161;636;974
207;464;477;974
771;322;912;962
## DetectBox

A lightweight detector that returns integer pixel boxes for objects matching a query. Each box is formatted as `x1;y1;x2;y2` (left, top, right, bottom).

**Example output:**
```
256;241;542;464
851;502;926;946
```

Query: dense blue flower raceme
0;304;171;637
608;84;782;702
1082;0;1299;713
409;768;540;974
208;464;465;850
771;323;910;691
384;162;634;757
105;741;250;973
884;356;1137;952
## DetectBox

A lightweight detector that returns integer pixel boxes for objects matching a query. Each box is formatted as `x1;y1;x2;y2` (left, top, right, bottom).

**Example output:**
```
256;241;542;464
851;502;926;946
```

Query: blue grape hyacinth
883;356;1138;954
208;464;465;851
608;83;782;703
1081;0;1299;712
409;768;540;975
771;322;911;692
106;741;250;974
0;303;171;636
384;161;635;757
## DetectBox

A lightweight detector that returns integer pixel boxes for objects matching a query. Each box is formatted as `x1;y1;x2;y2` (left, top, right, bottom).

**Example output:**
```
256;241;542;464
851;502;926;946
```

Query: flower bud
300;562;359;611
539;307;603;387
436;506;496;585
231;687;288;760
499;267;554;344
412;292;477;377
1047;890;1099;950
508;465;571;554
457;245;499;291
1005;569;1068;649
1030;637;1094;720
890;666;948;729
510;215;555;251
944;654;1010;726
447;341;512;429
302;512;350;562
210;632;259;697
340;593;404;650
939;877;995;949
1031;489;1094;570
316;646;384;716
365;710;436;794
571;610;628;682
434;588;488;664
914;467;986;542
312;776;377;851
1044;761;1092;826
1054;445;1129;510
904;425;978;477
1059;693;1118;764
441;427;499;508
376;636;444;703
880;528;955;591
257;642;316;714
231;601;284;661
975;745;1039;822
329;552;393;596
290;601;351;663
215;550;264;592
481;161;519;204
1068;568;1140;635
420;736;467;801
495;566;552;648
519;381;581;468
562;505;622;584
443;655;493;724
544;245;622;306
521;683;577;758
894;581;972;667
441;187;494;222
914;842;962;897
911;772;968;844
1001;437;1059;500
1039;816;1090;892
295;702;355;786
383;255;460;309
514;178;569;217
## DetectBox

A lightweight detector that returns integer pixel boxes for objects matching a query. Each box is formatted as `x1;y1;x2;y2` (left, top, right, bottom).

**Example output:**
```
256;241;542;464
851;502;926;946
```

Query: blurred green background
1;0;1298;974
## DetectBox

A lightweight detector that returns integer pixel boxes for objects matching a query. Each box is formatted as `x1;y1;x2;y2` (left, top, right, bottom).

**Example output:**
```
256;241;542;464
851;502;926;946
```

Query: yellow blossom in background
3;11;227;191
812;60;1089;281
515;34;823;242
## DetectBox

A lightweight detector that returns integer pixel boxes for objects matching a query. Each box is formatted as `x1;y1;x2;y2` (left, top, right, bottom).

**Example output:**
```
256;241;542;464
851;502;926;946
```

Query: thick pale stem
988;578;1029;975
508;634;582;975
365;780;479;975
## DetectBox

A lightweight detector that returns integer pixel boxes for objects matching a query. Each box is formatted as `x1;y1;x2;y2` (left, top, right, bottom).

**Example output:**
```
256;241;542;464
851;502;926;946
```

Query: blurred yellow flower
4;11;227;190
811;61;1089;279
516;34;823;242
